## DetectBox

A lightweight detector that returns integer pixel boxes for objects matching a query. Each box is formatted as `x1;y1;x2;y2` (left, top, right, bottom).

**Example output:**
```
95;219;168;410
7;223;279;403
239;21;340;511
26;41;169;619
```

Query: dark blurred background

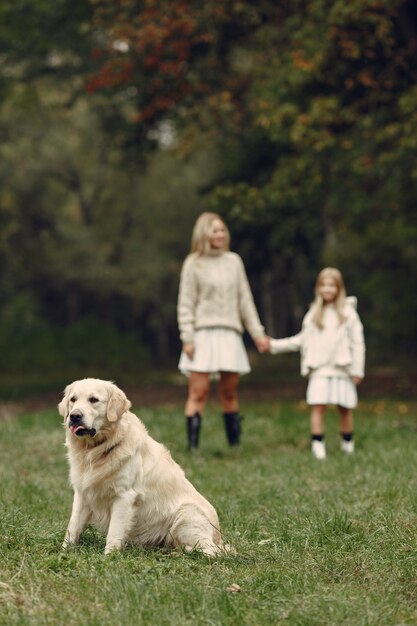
0;0;416;398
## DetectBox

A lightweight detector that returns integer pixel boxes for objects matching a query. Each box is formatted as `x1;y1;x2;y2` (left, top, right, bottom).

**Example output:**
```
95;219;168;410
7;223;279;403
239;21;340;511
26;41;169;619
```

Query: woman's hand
183;343;195;359
255;336;270;353
351;376;363;385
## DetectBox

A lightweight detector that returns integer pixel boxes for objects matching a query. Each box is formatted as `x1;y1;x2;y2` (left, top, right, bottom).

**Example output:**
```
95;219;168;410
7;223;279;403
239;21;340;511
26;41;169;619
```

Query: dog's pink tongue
70;425;84;434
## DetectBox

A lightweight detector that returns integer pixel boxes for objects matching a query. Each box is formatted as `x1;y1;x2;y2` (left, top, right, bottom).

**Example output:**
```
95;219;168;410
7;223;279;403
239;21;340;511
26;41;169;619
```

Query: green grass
1;398;417;625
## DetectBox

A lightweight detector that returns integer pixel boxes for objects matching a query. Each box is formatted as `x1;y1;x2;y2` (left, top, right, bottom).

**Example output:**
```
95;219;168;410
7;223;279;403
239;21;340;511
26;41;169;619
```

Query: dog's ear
107;385;131;422
58;385;71;418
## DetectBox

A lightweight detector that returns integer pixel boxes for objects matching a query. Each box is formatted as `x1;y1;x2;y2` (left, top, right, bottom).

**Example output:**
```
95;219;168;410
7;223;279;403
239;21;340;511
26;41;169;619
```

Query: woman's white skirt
306;376;358;409
178;328;251;376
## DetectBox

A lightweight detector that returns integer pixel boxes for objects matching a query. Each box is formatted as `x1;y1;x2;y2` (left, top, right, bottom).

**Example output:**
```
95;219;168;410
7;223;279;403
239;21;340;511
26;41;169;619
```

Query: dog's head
58;378;131;439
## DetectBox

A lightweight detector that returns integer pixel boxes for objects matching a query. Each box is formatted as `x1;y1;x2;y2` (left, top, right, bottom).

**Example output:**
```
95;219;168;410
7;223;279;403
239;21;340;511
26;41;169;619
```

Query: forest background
0;0;416;397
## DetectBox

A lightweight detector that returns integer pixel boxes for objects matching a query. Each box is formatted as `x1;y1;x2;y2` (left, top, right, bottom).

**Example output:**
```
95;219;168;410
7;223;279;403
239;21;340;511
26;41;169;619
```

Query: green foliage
0;0;417;374
1;399;417;624
0;293;149;378
0;72;212;362
205;0;417;345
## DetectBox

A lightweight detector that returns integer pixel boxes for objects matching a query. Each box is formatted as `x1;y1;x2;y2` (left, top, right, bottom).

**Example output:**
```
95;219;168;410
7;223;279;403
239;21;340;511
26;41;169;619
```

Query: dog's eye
70;396;76;403
89;397;99;404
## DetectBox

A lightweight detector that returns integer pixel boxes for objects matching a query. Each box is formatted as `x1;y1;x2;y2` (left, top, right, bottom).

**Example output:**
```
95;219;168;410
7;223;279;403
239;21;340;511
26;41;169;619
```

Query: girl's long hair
190;212;230;256
310;267;346;329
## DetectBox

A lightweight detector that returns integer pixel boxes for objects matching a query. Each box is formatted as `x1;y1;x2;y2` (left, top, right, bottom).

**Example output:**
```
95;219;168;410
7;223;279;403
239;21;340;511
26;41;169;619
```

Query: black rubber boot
186;412;201;450
223;412;243;446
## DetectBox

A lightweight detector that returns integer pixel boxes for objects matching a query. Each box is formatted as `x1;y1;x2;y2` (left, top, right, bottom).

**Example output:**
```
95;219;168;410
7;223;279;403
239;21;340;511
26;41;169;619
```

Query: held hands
255;336;270;353
183;343;195;359
184;337;271;357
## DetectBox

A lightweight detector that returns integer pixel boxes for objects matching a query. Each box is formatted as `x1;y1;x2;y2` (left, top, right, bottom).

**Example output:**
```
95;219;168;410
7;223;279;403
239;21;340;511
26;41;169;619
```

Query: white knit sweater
177;251;265;344
269;298;365;378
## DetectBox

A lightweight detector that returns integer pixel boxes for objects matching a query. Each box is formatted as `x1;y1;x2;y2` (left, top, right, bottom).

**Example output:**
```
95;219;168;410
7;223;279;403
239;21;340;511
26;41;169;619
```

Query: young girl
177;212;269;450
269;267;365;459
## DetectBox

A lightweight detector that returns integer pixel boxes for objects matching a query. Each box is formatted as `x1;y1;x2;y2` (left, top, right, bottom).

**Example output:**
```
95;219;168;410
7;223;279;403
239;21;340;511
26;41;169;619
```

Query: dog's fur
59;378;224;556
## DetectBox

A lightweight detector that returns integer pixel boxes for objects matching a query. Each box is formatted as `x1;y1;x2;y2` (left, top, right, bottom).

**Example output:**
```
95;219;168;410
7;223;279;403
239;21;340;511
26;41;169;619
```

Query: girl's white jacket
269;297;365;378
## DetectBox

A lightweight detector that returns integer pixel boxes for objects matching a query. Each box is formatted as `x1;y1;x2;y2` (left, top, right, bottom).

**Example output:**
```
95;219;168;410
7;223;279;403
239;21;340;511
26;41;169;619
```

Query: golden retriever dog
58;378;225;556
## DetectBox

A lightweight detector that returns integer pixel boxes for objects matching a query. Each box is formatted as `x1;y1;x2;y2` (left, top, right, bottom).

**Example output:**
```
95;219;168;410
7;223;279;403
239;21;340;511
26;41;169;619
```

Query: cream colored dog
59;378;224;556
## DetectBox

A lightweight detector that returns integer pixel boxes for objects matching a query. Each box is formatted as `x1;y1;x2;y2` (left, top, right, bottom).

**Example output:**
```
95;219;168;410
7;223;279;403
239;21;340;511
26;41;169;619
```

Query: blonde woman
177;212;269;449
269;268;365;459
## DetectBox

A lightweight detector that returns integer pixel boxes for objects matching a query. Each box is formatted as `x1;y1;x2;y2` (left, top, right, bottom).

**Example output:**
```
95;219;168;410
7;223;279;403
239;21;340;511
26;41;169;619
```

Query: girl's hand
352;376;363;385
255;336;270;353
183;343;195;359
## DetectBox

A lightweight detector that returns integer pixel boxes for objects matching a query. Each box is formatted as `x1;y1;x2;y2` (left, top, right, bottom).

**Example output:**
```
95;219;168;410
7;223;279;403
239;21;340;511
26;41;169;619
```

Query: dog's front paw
104;541;122;555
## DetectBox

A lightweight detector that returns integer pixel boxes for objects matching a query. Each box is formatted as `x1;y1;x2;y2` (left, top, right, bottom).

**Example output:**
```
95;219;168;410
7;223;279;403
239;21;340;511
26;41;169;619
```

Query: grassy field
1;395;417;625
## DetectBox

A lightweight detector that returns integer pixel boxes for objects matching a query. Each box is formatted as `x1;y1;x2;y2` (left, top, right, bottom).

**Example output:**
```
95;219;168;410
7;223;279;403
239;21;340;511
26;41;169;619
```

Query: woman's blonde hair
190;212;230;255
311;267;346;329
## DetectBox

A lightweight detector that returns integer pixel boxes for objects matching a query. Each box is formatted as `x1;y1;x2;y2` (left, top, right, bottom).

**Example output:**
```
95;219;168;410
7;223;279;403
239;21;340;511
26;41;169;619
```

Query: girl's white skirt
306;376;358;409
178;328;251;376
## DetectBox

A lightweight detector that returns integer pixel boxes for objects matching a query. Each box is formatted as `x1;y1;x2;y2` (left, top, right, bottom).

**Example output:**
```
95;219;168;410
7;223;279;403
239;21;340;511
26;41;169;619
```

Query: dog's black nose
69;410;83;424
